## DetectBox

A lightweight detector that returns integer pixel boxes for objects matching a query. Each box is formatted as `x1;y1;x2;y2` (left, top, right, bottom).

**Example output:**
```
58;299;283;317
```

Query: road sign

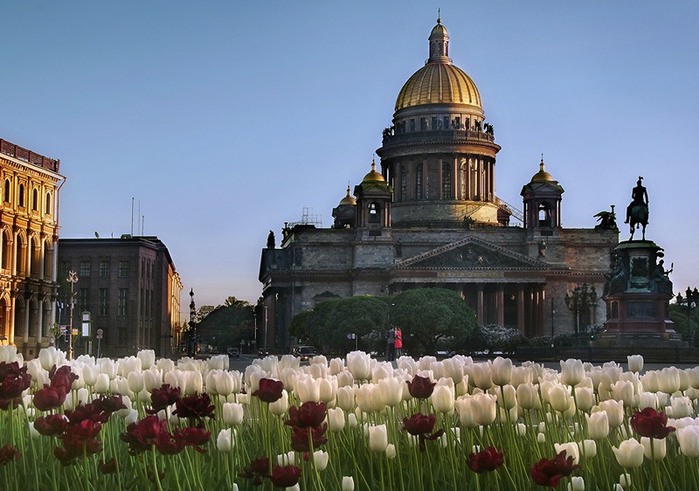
71;329;79;336
96;329;103;340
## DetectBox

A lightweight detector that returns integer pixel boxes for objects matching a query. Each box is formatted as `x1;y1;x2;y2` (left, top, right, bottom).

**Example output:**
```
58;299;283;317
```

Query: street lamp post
188;288;197;357
550;298;556;346
263;305;268;353
66;271;78;360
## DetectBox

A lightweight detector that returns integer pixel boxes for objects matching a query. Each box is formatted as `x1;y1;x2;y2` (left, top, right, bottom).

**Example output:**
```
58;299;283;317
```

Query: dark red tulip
174;393;215;421
239;456;271;485
49;365;78;393
33;385;67;411
98;458;118;474
253;378;284;403
467;446;504;473
148;384;181;414
402;413;437;436
631;407;676;439
286;401;327;429
34;414;69;436
531;450;580;487
270;465;302;487
290;425;328;452
406;374;435;399
0;444;20;466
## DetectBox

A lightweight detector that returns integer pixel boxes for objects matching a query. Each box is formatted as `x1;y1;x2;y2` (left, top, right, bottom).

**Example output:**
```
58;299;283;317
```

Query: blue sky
2;2;698;312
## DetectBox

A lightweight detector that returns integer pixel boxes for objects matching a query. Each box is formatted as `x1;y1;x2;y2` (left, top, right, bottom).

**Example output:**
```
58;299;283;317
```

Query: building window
45;193;51;214
416;166;423;200
32;189;38;211
118;288;128;316
400;165;408;201
79;288;89;311
431;116;438;129
409;119;415;132
118;327;127;347
442;161;452;199
18;184;24;207
99;288;109;315
79;261;91;277
99;260;111;277
420;118;427;131
443;116;450;129
369;203;380;223
454;117;461;129
3;180;9;203
118;260;129;277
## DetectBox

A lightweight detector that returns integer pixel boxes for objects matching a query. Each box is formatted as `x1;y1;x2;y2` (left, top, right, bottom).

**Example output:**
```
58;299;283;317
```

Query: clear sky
2;2;698;312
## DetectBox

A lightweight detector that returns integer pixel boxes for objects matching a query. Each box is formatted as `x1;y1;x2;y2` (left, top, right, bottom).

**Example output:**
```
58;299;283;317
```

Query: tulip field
2;347;699;490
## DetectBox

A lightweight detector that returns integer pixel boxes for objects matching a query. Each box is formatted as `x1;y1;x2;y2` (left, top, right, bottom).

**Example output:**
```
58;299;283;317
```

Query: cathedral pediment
391;236;548;270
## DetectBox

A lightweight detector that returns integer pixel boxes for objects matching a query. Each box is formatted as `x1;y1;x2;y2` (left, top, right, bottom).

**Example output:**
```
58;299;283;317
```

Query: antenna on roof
94;231;99;238
437;8;441;23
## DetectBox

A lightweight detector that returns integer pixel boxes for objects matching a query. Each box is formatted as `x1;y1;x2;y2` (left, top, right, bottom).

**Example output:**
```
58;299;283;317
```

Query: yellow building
0;138;63;358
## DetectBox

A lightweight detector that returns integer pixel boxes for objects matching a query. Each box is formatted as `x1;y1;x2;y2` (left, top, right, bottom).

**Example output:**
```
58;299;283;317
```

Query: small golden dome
430;18;448;38
362;160;385;183
531;158;555;182
339;185;356;206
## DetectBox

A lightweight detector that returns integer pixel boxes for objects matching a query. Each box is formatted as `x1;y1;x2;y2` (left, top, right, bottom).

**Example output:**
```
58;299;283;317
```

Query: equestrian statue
624;176;649;240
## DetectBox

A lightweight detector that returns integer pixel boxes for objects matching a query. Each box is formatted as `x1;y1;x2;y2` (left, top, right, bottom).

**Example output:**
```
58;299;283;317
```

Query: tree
195;298;255;352
390;288;477;356
290;296;389;353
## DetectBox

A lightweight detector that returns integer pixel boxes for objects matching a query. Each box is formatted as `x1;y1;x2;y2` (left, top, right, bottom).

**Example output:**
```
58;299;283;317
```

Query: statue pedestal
593;240;685;348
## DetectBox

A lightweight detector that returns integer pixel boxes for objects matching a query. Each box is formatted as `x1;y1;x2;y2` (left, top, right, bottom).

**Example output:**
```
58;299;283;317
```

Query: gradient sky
3;2;698;315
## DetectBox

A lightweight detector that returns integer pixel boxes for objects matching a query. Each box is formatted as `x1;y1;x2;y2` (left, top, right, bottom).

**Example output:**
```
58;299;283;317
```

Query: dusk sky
3;2;698;314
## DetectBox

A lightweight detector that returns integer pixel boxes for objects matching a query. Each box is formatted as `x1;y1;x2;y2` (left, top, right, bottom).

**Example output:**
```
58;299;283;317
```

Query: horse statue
629;202;648;240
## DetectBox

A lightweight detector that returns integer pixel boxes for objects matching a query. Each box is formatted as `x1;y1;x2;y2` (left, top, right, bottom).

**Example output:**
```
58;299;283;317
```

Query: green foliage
391;288;477;356
669;303;699;347
195;298;255;351
290;296;389;353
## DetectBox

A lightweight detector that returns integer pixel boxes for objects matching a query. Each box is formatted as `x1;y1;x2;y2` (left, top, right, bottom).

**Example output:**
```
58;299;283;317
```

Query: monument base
590;330;686;349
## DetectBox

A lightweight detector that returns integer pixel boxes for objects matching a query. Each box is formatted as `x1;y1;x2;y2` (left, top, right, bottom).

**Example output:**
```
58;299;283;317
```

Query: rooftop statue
594;205;619;233
625;176;649;240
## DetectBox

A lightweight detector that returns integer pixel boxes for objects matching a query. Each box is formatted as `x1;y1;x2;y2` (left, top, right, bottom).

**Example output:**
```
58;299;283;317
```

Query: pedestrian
386;327;395;361
394;327;402;358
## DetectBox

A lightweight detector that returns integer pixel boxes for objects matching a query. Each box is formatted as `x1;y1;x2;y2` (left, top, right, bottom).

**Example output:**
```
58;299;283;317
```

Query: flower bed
1;346;698;490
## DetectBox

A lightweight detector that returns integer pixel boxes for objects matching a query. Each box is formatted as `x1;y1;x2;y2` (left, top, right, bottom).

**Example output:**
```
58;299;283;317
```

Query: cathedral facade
259;20;617;351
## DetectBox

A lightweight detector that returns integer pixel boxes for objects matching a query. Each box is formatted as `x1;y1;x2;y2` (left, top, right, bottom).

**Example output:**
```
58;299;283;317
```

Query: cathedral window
420;118;427;131
45;193;51;214
431;117;438;129
32;189;38;211
3;180;9;203
454;117;461;129
410;119;415;132
538;203;552;227
400;165;407;201
416;166;423;199
18;184;24;207
443;116;450;129
369;202;380;223
442;162;452;199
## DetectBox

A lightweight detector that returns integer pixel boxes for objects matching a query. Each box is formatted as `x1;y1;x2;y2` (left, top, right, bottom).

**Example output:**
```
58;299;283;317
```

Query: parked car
294;345;318;362
227;347;240;358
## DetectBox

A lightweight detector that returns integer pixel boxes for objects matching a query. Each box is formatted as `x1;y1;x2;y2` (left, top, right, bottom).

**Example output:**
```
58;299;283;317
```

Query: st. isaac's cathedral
259;19;618;350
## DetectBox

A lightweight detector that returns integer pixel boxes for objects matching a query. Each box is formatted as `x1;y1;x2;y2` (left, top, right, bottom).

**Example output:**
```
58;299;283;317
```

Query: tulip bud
658;367;681;394
223;402;245;426
560;358;585;387
567;476;585;491
216;428;234;452
597;399;624;428
537;432;546;443
548;384;571;413
554;442;580;465
619;473;632;488
313;450;329;470
431;384;455;414
577;439;597;458
586;411;610;440
342;476;355;491
627;355;643;373
641;436;666;460
517;382;541;411
327;407;346;432
269;390;289;416
612;438;644;468
385;443;396;459
677;425;699;457
368;424;388;452
346;351;372;381
575;386;595;413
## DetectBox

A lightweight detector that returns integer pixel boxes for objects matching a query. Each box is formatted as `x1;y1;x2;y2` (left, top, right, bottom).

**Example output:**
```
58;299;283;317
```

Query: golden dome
531;158;555;182
362;160;385;183
339;185;356;206
395;63;482;111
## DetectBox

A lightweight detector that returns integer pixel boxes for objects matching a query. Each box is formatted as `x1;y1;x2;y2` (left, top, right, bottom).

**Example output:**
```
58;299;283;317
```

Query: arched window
32;189;38;211
18;184;24;207
1;231;10;270
3;180;9;203
538;203;552;227
441;161;452;199
45;193;51;214
415;166;423;200
368;202;380;223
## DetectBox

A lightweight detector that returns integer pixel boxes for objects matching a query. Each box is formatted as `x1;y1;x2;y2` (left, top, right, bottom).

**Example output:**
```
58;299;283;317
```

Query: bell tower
521;158;564;238
354;160;392;231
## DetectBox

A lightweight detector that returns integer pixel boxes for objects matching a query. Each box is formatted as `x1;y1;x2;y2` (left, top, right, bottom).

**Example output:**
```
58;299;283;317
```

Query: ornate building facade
259;20;618;351
0;139;63;359
57;236;182;358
